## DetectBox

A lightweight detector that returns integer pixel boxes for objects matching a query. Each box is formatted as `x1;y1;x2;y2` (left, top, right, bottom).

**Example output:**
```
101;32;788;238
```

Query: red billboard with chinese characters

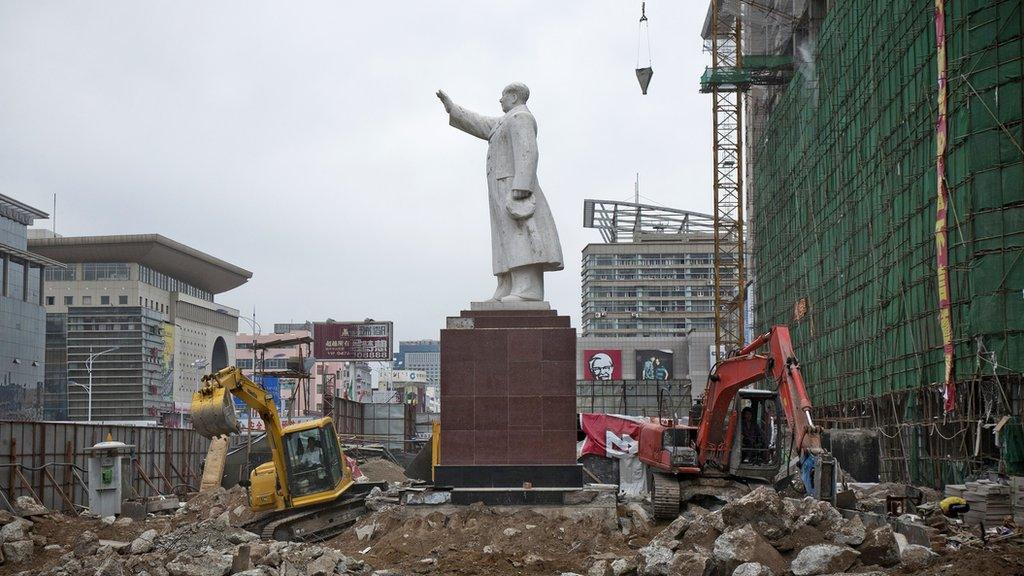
582;349;622;381
313;321;393;361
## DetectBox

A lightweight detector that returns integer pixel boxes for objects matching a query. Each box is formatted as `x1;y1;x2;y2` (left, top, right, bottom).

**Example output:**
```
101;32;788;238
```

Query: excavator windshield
282;426;343;498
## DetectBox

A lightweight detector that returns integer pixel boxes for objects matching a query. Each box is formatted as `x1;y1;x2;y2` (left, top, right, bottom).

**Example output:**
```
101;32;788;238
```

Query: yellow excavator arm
191;366;294;506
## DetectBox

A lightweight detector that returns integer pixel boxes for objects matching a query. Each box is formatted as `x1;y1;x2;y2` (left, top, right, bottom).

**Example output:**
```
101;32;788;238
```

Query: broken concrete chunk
166;549;233;576
129;529;158;555
94;555;126;576
790;543;859;576
2;539;34;563
899;544;938;570
355;522;377;542
625;503;652;536
712;525;788;575
720;486;788;538
732;562;774;576
611;556;637;576
856;525;901;567
97;539;130;554
649;514;691;548
636;543;674;576
73;530;99;558
14;496;48;517
0;519;30;542
672;551;713;576
588;558;609;576
832;515;866;546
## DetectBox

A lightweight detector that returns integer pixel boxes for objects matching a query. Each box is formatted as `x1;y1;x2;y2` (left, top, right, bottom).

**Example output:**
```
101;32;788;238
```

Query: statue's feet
500;294;542;303
491;273;512;301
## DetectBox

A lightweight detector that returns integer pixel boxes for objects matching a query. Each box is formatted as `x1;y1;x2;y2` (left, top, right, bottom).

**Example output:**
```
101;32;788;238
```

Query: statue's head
500;82;530;112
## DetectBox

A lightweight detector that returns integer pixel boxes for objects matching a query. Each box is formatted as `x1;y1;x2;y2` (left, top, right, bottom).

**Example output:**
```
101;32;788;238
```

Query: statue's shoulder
509;105;534;119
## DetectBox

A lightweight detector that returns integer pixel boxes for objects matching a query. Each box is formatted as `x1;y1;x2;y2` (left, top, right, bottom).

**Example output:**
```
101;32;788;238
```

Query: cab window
283;427;336;497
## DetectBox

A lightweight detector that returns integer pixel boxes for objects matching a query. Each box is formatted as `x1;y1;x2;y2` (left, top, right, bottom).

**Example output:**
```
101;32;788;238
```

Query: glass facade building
0;195;57;420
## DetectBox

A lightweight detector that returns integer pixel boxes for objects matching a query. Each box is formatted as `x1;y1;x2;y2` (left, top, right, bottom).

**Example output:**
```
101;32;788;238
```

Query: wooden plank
64;441;74;511
13;466;40;504
8;437;16;501
37;424;45;508
43;466;78;516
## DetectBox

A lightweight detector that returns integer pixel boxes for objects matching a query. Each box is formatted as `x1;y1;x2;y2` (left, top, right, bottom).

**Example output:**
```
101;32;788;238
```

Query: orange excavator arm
696;325;835;500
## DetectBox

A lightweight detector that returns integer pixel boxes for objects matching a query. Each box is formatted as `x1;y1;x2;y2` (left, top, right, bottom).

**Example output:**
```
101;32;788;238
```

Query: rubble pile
358;459;409;484
330;495;639;575
0;493;374;576
0;483;1021;576
633;486;962;576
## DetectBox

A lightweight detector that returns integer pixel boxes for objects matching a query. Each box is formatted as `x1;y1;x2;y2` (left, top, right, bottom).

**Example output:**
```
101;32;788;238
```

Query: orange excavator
635;325;837;519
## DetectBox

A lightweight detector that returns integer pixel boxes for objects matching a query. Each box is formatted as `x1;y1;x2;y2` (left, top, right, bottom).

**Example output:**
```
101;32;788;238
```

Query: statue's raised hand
436;90;453;113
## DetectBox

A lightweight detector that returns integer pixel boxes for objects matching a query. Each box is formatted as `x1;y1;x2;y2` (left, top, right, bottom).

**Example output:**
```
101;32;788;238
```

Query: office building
392;340;439;388
581;200;737;394
0;195;59;420
30;234;251;423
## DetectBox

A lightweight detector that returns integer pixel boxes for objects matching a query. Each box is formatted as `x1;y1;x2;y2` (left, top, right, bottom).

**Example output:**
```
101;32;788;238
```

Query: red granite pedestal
436;307;582;495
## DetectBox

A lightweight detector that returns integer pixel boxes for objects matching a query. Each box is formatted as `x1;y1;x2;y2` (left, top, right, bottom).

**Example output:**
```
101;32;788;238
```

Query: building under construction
705;0;1023;486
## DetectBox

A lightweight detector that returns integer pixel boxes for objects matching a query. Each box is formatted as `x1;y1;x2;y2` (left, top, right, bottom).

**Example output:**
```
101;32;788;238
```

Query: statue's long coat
449;103;564;275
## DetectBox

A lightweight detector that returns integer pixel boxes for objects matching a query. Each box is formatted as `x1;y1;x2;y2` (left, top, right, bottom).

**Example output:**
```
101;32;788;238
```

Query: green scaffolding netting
752;0;1023;484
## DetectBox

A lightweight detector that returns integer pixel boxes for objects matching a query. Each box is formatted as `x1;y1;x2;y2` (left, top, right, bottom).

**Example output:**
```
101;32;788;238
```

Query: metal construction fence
333;398;416;452
0;421;209;514
576;380;692;419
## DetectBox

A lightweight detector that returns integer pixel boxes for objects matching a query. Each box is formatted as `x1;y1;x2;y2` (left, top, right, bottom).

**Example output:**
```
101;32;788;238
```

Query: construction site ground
0;467;1022;575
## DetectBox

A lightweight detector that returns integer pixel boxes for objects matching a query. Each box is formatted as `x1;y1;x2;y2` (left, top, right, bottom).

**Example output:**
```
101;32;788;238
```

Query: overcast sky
1;1;712;344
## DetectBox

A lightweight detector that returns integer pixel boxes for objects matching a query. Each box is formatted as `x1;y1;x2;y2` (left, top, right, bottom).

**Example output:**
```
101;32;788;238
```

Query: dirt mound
358;458;409;483
330;502;633;575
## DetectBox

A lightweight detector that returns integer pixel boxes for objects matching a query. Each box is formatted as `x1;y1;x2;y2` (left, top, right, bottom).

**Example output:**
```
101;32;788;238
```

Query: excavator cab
728;389;782;482
281;422;347;499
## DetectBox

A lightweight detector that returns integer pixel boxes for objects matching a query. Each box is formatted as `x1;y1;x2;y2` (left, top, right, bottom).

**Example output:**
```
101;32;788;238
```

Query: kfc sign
583;349;622;381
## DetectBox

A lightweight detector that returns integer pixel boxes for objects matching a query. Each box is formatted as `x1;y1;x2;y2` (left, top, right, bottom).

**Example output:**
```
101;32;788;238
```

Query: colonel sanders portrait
587;353;615;381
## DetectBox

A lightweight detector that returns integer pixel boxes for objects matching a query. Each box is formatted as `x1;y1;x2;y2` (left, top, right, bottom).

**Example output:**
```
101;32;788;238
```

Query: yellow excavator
191;366;383;541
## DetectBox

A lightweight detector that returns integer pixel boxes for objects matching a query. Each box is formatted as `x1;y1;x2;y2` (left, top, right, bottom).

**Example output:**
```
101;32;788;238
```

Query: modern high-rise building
392;340;440;388
0;195;60;420
29;234;251;423
580;200;739;396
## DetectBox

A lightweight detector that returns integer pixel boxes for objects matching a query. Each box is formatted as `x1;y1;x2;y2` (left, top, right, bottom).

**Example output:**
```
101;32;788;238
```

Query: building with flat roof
236;326;373;420
580;200;737;393
0;195;60;420
30;234;251;423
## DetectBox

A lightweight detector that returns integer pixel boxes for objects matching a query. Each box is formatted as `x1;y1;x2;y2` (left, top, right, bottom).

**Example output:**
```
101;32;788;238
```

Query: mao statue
436;83;563;303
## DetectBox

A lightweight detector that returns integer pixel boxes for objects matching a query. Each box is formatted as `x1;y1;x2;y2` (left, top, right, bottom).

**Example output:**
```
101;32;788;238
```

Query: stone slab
470;300;551;311
435;464;583;488
439;308;577;474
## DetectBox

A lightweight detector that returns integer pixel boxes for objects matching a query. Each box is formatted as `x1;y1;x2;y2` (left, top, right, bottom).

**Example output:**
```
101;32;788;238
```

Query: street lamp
183;358;210;427
68;346;119;422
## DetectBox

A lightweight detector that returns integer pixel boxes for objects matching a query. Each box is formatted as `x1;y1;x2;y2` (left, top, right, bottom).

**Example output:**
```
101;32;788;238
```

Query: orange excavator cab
636;325;837;519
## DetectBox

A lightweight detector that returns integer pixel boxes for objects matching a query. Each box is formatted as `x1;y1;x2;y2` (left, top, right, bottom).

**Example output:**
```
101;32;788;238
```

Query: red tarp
579;413;647;458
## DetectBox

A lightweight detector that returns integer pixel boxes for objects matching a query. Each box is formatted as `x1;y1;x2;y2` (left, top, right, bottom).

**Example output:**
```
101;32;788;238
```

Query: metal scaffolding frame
582;199;715;243
706;1;746;354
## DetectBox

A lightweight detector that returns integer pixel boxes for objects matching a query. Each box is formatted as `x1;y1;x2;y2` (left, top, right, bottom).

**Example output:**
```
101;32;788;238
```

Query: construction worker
939;495;969;517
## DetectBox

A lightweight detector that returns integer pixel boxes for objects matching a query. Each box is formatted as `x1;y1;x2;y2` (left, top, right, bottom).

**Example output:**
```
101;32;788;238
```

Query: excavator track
244;482;388;543
650;472;681;520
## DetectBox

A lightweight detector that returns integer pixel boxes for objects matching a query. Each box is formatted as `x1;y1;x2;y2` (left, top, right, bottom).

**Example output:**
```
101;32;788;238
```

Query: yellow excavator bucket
191;384;241;438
